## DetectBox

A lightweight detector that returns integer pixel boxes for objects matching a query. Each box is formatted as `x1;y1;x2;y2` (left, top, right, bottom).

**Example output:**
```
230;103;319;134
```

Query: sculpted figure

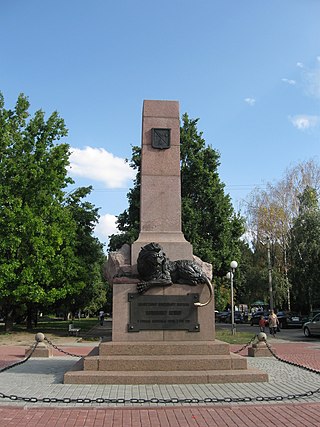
136;243;213;307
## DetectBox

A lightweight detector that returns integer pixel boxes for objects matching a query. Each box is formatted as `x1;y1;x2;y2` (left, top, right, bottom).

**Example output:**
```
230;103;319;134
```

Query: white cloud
296;62;304;68
289;115;320;130
281;78;296;85
69;146;135;188
244;97;256;106
94;213;119;243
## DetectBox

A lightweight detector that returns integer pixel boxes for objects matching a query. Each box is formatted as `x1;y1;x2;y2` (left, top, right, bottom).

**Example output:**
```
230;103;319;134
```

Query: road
216;321;320;343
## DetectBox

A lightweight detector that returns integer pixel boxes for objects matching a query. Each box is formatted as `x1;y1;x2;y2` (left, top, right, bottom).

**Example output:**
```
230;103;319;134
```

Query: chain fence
0;334;319;405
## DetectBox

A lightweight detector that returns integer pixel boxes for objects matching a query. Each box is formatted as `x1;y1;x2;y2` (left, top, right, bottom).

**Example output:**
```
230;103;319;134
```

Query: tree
289;187;320;313
109;114;245;301
109;146;141;250
245;159;320;310
0;93;85;330
56;187;108;318
180;114;244;274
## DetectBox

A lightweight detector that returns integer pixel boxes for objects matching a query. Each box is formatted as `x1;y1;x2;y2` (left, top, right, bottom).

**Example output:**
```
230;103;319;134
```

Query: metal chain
0;341;39;373
1;335;320;405
263;338;320;375
0;388;319;405
233;334;257;354
44;337;84;358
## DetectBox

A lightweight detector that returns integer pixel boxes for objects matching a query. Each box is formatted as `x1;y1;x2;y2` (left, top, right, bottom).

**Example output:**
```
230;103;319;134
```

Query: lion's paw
137;282;151;294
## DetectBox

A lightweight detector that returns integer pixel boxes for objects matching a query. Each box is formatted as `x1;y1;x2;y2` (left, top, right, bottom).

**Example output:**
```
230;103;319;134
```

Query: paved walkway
0;332;320;426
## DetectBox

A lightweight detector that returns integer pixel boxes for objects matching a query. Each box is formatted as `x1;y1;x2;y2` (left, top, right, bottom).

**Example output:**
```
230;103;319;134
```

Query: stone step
64;368;268;385
98;340;230;356
83;353;247;372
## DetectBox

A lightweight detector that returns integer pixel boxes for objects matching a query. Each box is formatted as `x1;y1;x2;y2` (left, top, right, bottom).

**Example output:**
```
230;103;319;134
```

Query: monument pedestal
64;282;268;384
64;99;268;385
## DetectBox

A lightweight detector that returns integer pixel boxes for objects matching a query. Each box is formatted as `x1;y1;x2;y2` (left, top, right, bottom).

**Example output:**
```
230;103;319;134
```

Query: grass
215;327;257;345
0;317;99;336
0;317;257;345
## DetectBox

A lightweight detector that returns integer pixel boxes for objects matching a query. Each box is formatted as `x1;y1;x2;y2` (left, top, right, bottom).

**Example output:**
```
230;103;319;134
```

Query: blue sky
1;1;320;249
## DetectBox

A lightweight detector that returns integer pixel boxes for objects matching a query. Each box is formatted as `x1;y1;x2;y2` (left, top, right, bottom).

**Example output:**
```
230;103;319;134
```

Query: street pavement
0;327;320;426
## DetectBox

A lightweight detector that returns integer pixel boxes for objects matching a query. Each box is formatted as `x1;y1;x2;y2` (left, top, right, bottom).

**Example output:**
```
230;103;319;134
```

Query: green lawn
215;327;257;344
0;316;99;336
0;317;257;345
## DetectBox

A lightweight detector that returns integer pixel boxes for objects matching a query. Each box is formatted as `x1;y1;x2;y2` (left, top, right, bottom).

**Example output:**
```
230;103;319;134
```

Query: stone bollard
248;332;276;357
25;332;53;358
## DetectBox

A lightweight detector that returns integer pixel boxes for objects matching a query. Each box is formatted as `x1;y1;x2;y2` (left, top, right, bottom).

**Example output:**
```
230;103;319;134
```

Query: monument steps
83;353;247;372
64;368;268;385
98;340;230;356
64;339;268;384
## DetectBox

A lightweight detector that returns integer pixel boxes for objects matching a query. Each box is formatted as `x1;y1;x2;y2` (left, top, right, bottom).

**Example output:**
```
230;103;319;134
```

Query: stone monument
64;100;268;385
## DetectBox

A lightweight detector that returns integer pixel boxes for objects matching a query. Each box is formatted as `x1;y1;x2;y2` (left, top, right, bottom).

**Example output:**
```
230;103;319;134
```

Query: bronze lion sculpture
136;242;213;307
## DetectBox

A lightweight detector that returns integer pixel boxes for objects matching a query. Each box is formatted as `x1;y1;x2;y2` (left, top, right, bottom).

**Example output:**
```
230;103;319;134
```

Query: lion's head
137;242;171;282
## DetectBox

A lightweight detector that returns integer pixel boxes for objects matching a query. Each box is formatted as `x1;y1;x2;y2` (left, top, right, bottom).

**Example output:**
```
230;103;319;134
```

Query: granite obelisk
131;100;193;269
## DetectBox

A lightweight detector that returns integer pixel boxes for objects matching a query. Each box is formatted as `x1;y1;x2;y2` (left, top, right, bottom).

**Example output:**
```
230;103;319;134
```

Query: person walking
259;314;267;332
268;310;279;337
99;310;105;326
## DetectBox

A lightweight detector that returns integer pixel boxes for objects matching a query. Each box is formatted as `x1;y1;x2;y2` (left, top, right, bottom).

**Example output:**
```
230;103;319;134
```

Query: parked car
303;313;320;337
234;312;246;324
216;311;231;323
250;311;269;326
276;311;308;329
216;311;245;323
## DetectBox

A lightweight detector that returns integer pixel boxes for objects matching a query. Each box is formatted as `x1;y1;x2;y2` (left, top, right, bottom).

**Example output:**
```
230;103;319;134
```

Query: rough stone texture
104;244;133;283
193;255;212;281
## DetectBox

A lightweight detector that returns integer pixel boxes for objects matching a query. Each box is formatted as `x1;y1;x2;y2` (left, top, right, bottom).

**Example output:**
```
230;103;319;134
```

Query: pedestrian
99;310;105;326
259;314;267;332
268;310;279;337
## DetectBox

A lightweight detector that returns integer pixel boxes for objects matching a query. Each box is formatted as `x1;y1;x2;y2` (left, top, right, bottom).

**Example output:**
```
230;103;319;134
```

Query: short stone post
248;332;276;357
25;332;53;358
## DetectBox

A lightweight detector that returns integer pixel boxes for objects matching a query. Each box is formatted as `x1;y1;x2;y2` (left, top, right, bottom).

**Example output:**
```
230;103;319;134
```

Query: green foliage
180;114;244;274
109;146;140;251
289;187;320;312
56;186;108;316
0;93;106;329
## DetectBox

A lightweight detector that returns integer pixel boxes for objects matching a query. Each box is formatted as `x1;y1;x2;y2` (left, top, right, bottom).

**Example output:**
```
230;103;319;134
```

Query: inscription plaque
128;293;200;332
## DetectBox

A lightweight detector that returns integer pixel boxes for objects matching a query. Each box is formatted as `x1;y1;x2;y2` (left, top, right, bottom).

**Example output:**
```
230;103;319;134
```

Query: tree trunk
26;305;33;330
4;308;14;332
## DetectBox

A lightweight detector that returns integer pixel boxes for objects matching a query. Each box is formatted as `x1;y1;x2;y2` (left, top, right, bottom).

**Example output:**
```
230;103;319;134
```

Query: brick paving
0;403;320;427
0;337;320;426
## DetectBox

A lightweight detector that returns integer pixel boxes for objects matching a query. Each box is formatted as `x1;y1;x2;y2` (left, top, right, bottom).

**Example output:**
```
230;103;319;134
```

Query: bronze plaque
128;293;200;332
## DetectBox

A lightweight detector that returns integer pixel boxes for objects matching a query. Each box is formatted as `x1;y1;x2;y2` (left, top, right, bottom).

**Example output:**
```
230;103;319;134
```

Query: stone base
112;282;215;342
64;340;268;385
25;343;53;358
248;342;275;357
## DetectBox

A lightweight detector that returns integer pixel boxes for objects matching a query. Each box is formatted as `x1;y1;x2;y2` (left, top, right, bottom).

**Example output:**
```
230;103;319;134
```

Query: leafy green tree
109;147;141;250
289;187;320;313
56;187;108;318
0;93;82;330
109;114;245;286
245;159;320;310
180;114;244;274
